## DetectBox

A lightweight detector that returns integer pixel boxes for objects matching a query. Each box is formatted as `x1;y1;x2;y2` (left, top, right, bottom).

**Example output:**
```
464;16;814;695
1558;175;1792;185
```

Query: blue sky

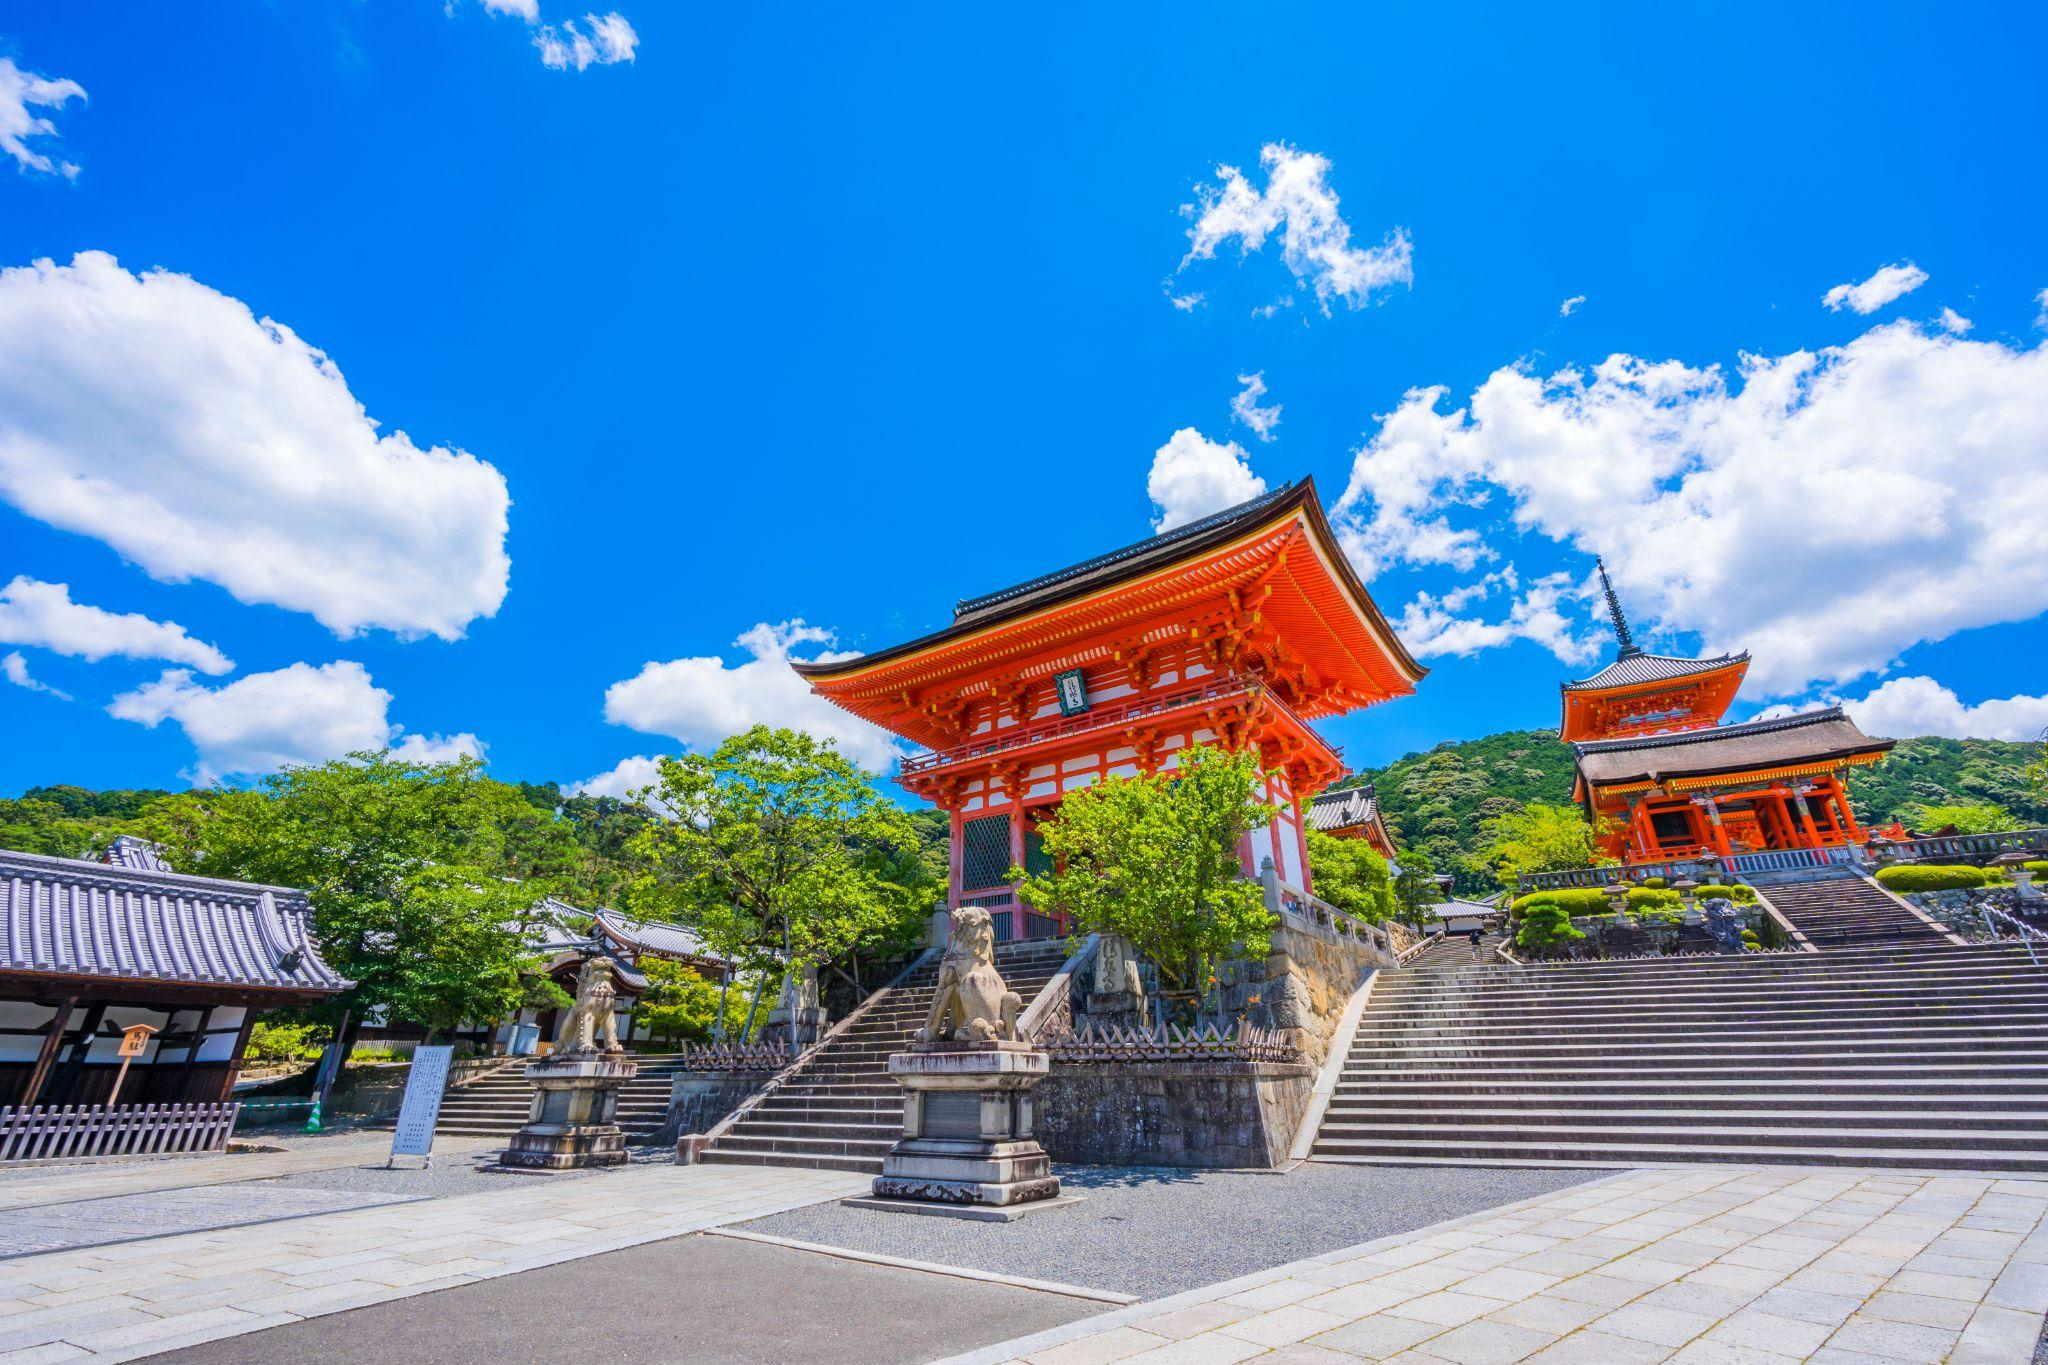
3;2;2045;800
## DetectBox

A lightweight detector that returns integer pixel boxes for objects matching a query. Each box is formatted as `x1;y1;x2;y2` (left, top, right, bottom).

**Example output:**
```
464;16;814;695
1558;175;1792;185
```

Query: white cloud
480;0;542;18
1937;307;1971;335
1165;289;1204;313
0;576;232;674
1559;295;1586;317
535;12;638;70
1333;314;2048;695
0;253;510;641
603;621;905;771
1822;262;1928;314
1229;372;1281;441
568;754;669;807
2036;288;2048;331
2;651;70;701
1824;676;2048;742
1146;428;1267;533
1394;568;1599;666
0;55;85;178
1179;144;1412;314
107;660;480;782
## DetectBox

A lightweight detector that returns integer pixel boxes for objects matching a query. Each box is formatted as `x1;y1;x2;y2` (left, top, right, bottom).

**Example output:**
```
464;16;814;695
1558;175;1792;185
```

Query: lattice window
959;814;1013;891
1023;826;1054;879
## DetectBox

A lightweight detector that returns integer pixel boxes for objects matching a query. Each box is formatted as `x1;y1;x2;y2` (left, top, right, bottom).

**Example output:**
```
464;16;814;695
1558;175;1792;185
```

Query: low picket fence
0;1102;241;1163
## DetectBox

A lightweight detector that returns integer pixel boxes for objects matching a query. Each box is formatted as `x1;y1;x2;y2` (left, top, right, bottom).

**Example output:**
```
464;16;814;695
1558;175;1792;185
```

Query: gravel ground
735;1161;1603;1301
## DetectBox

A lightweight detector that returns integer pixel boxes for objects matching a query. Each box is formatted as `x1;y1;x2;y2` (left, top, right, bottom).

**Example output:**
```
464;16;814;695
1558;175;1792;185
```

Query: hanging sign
1053;668;1089;717
117;1023;157;1058
388;1045;455;1168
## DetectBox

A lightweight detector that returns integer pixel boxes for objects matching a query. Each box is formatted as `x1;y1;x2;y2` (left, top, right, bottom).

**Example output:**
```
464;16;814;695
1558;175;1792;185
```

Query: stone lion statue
559;956;622;1055
918;907;1022;1043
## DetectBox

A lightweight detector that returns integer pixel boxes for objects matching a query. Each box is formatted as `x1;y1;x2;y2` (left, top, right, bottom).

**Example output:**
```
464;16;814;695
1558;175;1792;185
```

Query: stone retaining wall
1036;1060;1313;1169
1900;886;2045;942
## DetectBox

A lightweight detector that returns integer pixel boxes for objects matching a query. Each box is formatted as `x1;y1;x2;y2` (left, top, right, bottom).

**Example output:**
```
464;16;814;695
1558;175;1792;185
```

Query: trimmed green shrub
1625;887;1680;909
1511;887;1613;917
1696;883;1758;902
1638;876;1668;889
1875;864;1988;893
1516;901;1585;953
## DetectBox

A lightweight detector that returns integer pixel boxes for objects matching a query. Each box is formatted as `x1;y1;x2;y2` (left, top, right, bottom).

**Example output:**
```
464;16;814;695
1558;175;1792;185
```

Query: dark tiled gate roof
1571;706;1892;787
1305;785;1382;833
1561;650;1750;693
0;848;351;994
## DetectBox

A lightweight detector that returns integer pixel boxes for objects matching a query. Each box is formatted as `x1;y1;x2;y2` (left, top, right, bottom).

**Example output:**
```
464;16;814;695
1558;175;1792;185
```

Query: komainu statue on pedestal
560;955;623;1055
918;907;1022;1043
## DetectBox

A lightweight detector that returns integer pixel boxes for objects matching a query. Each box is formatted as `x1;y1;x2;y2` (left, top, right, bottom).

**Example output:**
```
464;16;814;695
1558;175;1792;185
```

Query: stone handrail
1980;903;2048;972
1019;933;1099;1043
1878;828;2048;864
1258;860;1408;966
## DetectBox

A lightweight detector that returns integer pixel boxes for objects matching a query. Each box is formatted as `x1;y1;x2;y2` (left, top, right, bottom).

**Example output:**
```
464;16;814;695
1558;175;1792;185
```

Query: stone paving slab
0;1161;865;1361
946;1166;2048;1365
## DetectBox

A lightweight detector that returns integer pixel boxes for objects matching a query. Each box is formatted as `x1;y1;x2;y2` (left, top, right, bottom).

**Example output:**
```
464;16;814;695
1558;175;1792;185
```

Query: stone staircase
697;939;1072;1175
422;1054;694;1140
1759;869;1950;949
1310;934;2048;1172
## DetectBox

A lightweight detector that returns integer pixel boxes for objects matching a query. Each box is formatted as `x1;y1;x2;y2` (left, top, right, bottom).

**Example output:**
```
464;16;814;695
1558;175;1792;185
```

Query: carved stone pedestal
853;1042;1064;1220
500;1054;637;1171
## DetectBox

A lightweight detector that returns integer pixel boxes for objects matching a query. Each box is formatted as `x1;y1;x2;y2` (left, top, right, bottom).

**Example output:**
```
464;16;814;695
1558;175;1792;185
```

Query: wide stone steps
1763;876;1948;949
1309;904;2048;1172
422;1059;695;1138
697;942;1070;1175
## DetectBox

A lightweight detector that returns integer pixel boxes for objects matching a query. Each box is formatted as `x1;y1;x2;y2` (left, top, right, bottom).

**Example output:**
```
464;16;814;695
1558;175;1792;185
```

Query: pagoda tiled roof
953;483;1300;624
1305;784;1381;833
1571;706;1892;787
0;847;351;995
792;479;1424;687
1561;649;1750;694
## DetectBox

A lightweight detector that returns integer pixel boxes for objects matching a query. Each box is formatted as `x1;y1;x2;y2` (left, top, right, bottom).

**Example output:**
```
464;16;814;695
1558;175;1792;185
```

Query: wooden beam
20;998;75;1109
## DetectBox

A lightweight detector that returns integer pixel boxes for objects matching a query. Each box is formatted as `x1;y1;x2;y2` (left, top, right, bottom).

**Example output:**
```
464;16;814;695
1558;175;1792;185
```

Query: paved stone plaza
0;1151;2038;1361
951;1166;2048;1365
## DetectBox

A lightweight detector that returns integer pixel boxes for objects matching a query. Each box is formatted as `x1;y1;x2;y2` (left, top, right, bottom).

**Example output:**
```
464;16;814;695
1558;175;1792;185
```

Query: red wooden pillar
1829;776;1864;838
1793;789;1825;847
1007;793;1027;939
946;808;965;909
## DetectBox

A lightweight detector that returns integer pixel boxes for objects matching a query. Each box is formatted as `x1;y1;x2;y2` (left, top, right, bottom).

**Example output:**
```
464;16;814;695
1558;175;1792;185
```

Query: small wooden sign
117;1024;158;1058
1054;668;1089;717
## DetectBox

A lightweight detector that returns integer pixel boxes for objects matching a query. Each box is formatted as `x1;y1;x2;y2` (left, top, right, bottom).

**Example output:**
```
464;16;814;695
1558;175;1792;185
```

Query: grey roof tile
0;848;351;994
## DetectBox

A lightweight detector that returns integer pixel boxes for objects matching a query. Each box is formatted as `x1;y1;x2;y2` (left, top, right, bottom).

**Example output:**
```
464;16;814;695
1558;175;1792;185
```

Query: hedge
1875;864;1988;893
1696;883;1758;902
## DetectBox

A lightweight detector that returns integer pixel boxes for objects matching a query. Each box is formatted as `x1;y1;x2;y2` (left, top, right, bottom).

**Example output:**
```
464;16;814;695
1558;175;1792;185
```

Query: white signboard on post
388;1044;455;1168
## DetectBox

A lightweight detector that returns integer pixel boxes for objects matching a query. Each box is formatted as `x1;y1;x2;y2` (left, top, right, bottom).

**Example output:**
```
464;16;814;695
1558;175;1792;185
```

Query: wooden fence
0;1102;241;1163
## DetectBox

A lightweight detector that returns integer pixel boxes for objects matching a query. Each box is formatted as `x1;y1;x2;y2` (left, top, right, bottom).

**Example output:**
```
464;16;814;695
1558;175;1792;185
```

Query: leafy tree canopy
634;959;722;1047
141;753;570;1039
1477;801;1612;893
1904;801;2019;835
1016;744;1276;993
627;726;929;985
1306;829;1397;923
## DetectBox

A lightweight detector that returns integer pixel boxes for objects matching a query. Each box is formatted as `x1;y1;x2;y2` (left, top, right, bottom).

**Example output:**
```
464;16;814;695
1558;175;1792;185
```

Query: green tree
1908;801;2018;835
627;726;925;1012
634;959;721;1047
1516;900;1585;955
1306;829;1397;923
142;753;565;1044
1393;848;1442;924
1477;802;1612;892
1015;744;1276;995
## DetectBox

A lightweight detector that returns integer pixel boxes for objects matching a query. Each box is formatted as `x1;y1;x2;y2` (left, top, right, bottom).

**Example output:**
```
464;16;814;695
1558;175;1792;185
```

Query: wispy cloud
1230;372;1281;442
0;54;86;178
1822;262;1927;314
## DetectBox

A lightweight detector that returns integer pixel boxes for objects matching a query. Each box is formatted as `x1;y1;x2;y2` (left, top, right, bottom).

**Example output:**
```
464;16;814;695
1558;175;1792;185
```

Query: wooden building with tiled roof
1563;564;1893;863
0;839;349;1109
795;480;1425;937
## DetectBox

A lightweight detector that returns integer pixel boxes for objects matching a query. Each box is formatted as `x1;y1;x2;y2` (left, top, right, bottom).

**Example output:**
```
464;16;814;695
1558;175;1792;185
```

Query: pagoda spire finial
1596;557;1640;657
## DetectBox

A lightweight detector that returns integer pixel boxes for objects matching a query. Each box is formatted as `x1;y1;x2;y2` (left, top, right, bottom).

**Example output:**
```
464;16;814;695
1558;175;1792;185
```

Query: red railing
899;679;1261;778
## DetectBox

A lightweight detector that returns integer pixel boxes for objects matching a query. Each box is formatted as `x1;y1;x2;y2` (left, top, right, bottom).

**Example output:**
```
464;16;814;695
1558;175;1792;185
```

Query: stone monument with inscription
850;907;1065;1220
501;951;639;1171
